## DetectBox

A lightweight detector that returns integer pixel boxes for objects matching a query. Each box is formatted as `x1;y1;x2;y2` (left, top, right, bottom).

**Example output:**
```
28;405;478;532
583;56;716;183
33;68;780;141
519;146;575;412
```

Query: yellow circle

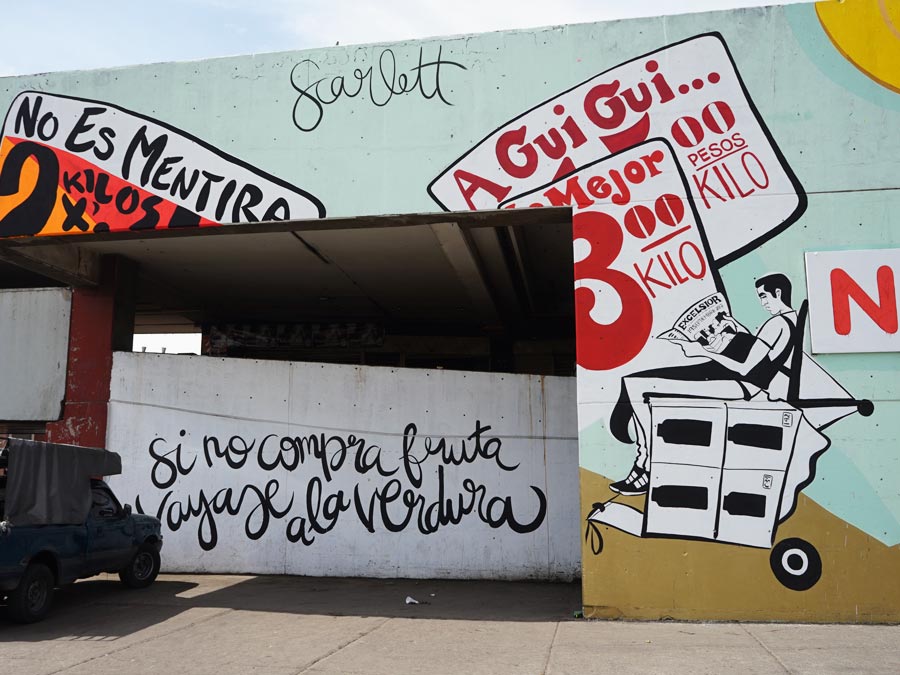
816;0;900;93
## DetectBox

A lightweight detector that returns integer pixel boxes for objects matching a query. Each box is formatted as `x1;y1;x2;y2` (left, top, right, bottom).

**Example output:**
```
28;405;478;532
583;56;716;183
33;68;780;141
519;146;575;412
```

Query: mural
425;28;876;596
423;4;897;619
107;354;579;579
0;92;324;237
483;139;867;591
0;1;897;620
428;33;805;266
140;419;548;550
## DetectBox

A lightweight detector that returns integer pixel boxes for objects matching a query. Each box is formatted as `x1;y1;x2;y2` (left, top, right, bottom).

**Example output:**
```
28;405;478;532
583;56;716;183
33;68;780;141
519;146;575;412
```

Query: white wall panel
0;288;70;421
107;352;579;580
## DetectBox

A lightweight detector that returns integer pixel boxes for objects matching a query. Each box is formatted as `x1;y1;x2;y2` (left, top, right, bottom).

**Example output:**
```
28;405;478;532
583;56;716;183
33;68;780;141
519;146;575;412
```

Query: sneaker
609;466;649;496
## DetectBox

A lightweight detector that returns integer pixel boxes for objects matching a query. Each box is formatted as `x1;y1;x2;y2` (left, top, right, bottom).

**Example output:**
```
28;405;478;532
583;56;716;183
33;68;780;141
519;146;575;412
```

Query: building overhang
0;207;575;336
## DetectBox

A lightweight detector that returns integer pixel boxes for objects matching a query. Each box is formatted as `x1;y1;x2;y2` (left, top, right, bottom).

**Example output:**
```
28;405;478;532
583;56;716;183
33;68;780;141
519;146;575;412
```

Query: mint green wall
10;6;896;219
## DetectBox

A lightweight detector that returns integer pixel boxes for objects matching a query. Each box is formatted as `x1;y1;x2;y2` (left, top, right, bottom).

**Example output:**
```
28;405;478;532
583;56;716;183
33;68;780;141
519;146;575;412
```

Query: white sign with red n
805;249;900;354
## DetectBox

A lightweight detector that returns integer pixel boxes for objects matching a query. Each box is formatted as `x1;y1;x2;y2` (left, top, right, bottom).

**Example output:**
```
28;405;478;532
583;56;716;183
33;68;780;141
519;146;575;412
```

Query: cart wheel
770;538;822;591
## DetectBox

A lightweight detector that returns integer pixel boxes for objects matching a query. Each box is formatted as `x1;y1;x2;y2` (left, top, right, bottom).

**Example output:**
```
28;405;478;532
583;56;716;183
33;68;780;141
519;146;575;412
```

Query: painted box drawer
645;461;721;540
716;468;786;548
649;400;727;468
723;402;800;471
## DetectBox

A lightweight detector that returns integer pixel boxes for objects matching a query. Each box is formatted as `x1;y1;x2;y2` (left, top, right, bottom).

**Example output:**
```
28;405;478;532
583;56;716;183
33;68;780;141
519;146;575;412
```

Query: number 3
573;210;653;370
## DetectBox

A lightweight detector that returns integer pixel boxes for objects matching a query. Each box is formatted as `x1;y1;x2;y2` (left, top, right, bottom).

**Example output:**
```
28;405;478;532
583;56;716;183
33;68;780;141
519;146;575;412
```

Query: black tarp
2;439;122;525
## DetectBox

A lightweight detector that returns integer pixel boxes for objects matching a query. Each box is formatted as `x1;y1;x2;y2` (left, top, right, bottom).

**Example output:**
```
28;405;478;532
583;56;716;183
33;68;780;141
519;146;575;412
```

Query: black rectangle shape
651;485;709;510
656;419;713;447
722;491;767;518
727;423;783;450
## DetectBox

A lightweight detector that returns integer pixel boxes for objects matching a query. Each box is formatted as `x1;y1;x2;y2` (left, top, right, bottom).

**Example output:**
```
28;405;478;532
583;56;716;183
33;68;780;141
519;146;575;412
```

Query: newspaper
658;292;746;354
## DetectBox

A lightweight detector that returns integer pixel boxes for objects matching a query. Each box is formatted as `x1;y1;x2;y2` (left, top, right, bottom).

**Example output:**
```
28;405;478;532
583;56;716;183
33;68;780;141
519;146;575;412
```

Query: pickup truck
0;438;163;623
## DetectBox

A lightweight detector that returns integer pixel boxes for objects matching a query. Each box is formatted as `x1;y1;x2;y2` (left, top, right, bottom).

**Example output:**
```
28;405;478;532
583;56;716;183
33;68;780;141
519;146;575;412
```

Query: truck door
86;485;135;574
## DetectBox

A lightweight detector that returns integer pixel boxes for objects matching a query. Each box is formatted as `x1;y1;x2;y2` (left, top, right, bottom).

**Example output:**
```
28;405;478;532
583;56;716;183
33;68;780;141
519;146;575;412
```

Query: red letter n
830;265;898;335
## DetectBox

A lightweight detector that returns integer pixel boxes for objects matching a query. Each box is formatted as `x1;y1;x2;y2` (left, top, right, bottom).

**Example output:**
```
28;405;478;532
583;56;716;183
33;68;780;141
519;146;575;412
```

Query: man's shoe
609;466;649;496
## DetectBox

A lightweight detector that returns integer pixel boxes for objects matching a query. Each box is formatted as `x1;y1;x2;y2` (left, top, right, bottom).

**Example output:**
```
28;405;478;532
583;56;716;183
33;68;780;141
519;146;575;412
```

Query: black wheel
7;562;54;623
119;544;160;589
770;538;822;591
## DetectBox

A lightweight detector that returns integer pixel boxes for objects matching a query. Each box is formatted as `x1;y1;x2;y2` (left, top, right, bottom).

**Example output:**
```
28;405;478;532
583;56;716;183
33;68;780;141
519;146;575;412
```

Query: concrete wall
107;352;579;579
569;3;900;622
1;2;898;620
0;288;70;421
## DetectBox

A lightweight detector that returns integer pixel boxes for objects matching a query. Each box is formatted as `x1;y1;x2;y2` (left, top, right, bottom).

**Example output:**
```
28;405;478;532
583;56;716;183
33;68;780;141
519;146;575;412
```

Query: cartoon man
607;273;799;496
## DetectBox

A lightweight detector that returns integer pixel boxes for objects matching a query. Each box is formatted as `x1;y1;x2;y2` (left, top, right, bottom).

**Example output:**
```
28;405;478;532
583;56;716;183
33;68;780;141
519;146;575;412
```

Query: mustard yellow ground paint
581;469;900;622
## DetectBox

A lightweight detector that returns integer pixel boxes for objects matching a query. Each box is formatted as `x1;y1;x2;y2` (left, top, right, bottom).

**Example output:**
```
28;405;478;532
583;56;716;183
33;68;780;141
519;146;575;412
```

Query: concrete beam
0;242;101;287
507;225;536;312
0;206;572;244
466;226;525;320
429;221;500;324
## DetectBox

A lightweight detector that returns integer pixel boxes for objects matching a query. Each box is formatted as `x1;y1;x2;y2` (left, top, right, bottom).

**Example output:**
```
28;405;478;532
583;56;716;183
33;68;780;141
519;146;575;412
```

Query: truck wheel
7;562;54;623
119;545;161;589
770;538;822;591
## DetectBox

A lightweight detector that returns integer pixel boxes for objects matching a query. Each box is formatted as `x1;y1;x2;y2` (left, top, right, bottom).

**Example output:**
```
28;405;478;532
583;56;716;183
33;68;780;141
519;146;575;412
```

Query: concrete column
44;256;136;447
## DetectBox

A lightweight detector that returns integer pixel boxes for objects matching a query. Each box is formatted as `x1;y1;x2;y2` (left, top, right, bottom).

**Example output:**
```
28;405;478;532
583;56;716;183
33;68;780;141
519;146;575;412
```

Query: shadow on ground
0;574;581;641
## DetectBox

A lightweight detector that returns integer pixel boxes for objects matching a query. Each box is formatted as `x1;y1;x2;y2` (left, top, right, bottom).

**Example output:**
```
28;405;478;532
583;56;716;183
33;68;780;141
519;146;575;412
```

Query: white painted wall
107;352;579;580
0;288;70;421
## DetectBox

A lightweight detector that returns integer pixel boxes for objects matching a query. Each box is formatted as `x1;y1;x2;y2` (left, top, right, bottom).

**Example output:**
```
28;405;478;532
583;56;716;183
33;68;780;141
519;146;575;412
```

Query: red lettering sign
830;266;898;335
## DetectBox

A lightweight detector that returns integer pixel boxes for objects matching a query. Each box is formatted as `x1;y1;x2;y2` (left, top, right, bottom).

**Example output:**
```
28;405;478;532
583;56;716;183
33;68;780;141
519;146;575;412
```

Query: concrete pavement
1;574;897;674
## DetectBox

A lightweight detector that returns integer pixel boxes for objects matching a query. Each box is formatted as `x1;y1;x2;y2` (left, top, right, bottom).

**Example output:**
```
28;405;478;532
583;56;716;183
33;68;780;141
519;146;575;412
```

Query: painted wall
0;288;70;421
106;352;579;579
569;2;900;622
0;0;897;620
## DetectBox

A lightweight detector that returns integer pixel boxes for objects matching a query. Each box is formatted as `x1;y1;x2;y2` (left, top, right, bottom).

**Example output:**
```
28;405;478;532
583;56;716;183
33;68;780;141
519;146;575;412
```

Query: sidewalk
1;574;897;674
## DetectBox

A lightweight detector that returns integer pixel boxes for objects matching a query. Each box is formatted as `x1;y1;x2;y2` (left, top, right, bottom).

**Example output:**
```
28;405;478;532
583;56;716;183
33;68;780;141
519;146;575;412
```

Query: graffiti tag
290;46;466;132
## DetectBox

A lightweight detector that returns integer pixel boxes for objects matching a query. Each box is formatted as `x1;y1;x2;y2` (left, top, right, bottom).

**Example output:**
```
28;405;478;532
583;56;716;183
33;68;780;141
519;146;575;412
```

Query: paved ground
1;574;897;674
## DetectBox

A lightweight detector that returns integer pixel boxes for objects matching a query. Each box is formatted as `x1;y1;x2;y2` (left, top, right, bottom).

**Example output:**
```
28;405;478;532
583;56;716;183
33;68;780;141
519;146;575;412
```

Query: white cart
586;396;871;591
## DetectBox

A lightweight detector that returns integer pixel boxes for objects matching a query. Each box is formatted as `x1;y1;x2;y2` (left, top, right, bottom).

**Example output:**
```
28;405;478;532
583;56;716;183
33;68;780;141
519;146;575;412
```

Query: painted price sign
502;139;724;385
430;33;805;265
0;92;325;238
